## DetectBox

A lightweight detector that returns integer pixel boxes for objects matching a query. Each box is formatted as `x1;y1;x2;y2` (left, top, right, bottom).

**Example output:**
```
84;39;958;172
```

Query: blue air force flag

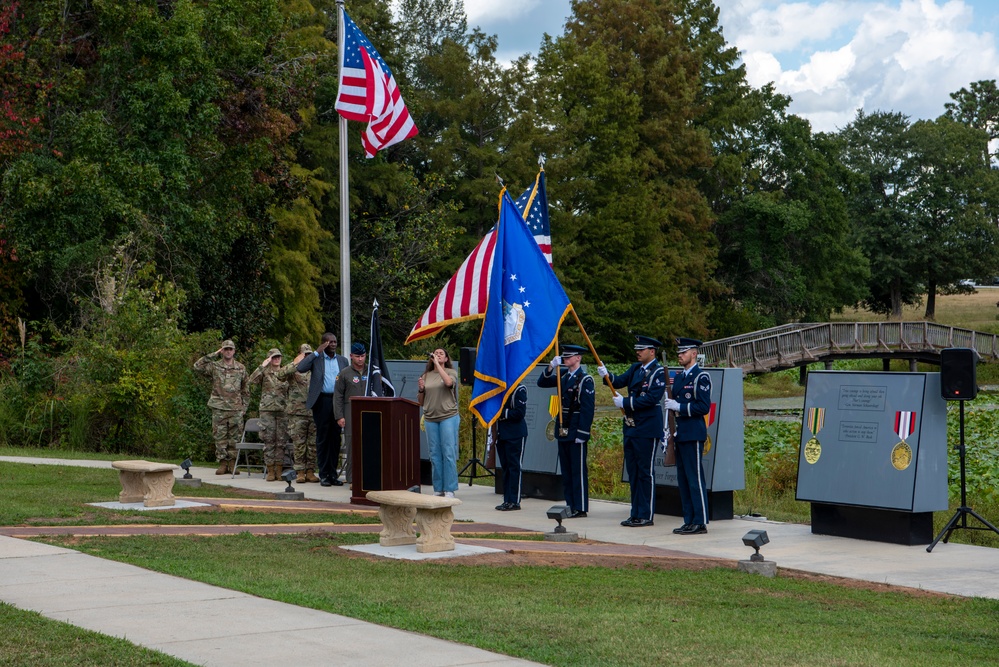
469;192;571;427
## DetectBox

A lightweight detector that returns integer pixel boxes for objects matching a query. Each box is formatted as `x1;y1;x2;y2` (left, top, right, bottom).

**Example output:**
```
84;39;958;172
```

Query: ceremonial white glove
597;365;609;378
664;398;680;411
613;394;624;409
549;356;562;368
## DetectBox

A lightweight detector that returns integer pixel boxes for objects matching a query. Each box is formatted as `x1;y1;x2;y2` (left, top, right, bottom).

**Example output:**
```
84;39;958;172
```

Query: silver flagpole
337;0;351;352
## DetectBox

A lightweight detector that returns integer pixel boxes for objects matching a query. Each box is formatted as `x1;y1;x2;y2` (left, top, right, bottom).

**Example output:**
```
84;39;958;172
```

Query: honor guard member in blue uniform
598;336;667;527
538;345;595;518
665;337;712;535
494;383;529;511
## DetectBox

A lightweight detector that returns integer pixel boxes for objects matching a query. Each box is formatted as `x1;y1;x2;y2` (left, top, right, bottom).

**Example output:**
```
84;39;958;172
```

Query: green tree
944;80;999;163
905;117;999;318
1;0;314;347
715;88;868;326
839;109;922;317
534;0;718;355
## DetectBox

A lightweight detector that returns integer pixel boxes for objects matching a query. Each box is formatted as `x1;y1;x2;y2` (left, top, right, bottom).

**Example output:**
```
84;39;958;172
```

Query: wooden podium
350;396;421;505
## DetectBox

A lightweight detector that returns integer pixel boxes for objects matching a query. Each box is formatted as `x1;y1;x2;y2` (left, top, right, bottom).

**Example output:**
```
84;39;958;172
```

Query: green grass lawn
0;603;195;667
33;531;999;667
2;458;999;665
0;461;380;527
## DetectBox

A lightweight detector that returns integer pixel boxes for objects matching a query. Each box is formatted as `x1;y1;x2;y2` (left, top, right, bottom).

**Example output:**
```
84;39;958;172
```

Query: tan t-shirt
422;368;459;422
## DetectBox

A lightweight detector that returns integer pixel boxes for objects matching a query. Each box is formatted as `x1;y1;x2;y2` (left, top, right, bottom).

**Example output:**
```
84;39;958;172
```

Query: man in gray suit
296;332;349;486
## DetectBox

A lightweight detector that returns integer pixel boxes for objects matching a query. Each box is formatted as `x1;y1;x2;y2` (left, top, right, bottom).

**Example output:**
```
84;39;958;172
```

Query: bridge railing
700;321;999;372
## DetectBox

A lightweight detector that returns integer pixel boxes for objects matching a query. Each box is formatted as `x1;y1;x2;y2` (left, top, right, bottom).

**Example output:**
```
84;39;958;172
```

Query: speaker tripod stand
927;400;999;552
459;423;494;485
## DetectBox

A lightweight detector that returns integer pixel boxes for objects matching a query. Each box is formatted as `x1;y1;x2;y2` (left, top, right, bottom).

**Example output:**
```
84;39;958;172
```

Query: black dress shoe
495;502;511;511
505;504;521;511
621;517;636;526
568;510;587;518
679;524;707;535
329;479;344;486
672;524;691;534
623;518;654;527
320;479;333;487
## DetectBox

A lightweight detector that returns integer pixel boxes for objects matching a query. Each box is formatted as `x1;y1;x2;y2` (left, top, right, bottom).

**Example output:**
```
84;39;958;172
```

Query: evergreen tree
534;0;718;356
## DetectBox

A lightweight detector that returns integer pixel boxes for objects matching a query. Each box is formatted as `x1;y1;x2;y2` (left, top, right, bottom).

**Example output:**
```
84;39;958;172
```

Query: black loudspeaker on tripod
927;347;998;552
940;348;978;400
458;347;493;484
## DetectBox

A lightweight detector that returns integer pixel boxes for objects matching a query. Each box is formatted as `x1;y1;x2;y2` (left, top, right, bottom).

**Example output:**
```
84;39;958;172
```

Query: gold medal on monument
892;411;916;471
804;436;822;464
891;442;912;471
803;407;824;464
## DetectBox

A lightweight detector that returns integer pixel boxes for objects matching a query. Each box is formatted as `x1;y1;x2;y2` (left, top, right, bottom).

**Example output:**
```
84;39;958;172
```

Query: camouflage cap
299;343;313;354
267;348;282;357
221;339;235;350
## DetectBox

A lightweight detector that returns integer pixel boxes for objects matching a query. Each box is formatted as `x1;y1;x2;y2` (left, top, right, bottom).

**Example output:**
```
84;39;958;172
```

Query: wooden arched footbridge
699;322;999;375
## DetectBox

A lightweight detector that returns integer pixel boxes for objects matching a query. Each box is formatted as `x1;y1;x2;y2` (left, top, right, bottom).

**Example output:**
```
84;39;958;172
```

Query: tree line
2;0;999;361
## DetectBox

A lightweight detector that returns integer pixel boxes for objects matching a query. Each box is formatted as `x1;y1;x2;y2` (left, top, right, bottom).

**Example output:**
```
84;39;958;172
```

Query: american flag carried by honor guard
405;169;552;344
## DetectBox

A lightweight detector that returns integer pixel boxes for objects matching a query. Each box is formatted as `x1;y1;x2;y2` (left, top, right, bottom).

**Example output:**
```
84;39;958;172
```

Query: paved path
3;455;999;666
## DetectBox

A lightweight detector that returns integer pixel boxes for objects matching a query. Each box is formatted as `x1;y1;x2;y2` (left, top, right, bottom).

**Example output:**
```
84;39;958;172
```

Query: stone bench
111;460;180;508
365;490;462;553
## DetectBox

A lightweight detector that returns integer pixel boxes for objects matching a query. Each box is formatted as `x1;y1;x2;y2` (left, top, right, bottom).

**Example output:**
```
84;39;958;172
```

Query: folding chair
232;417;266;478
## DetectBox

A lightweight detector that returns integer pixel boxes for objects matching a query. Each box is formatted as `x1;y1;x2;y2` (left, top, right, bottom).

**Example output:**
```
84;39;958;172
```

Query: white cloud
716;0;999;132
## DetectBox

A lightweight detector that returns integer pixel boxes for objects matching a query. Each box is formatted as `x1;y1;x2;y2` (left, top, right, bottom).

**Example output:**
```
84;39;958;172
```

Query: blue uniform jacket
497;385;528;440
537;367;595;443
672;364;711;442
610;361;666;438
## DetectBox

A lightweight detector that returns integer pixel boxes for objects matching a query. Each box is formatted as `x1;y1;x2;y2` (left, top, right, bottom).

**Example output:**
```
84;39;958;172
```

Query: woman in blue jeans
417;348;460;497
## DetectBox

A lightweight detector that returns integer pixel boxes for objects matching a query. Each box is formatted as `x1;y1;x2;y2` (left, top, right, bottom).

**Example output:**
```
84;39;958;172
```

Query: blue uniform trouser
675;439;708;525
497;436;525;505
623;436;656;521
557;439;588;512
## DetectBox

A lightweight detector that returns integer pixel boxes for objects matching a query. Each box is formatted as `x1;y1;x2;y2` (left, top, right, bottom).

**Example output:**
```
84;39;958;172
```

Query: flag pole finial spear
538;154;545;168
495;173;505;187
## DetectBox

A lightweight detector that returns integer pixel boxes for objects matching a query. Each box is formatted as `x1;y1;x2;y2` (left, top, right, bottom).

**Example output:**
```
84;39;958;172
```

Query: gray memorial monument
651;367;745;520
797;371;949;545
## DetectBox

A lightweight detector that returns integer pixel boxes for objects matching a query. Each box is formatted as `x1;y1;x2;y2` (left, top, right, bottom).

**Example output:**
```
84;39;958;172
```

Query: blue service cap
633;335;662;350
561;345;586;357
351;342;366;355
676;337;702;352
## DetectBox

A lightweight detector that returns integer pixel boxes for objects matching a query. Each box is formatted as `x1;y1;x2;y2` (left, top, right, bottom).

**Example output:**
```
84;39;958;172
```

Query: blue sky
463;0;999;132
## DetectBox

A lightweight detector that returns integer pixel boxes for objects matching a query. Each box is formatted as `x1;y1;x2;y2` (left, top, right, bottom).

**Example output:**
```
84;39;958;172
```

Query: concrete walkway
3;455;999;666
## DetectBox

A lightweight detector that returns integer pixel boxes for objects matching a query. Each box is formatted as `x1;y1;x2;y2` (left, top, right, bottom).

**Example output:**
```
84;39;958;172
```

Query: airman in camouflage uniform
248;348;289;482
279;344;319;483
194;340;250;475
334;341;369;484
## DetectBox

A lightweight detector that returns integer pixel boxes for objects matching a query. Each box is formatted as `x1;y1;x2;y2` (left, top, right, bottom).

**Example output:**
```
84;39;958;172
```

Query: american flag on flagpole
404;169;552;344
335;9;418;157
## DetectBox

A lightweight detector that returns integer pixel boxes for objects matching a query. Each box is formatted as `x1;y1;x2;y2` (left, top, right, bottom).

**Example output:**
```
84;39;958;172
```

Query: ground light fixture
547;505;571;534
281;468;297;493
180;458;193;479
742;529;769;562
